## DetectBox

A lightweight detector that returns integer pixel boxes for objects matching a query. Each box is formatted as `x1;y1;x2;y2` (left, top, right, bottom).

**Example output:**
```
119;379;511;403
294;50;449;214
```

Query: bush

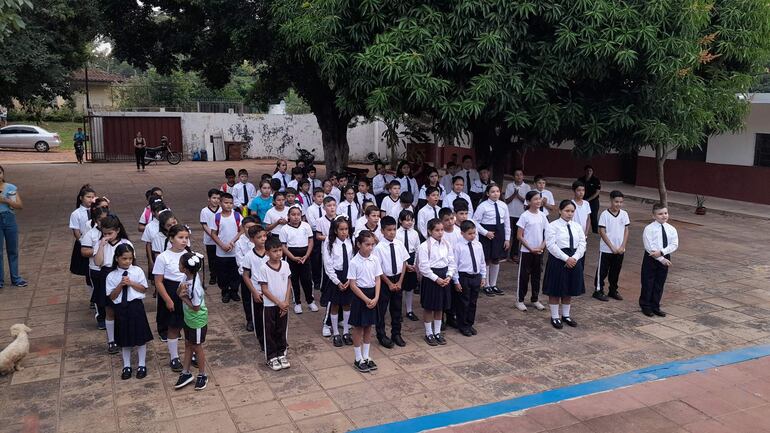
6;106;83;123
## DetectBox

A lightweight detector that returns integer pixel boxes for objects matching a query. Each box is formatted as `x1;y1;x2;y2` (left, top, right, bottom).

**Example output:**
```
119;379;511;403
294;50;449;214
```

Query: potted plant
695;195;707;215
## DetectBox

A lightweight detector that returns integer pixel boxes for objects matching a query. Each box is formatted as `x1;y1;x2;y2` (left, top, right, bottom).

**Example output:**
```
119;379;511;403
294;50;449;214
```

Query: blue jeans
0;212;21;285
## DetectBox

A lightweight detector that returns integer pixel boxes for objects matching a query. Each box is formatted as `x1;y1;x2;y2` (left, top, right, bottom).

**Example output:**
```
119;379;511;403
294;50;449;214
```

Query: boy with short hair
571;181;591;236
380;181;402;220
504;169;530;260
440;161;458;194
398;192;415;221
640;203;678;317
397;210;420;320
444;176;474;214
452;220;486;336
306;165;322;190
417;187;441;240
233;169;257;217
452;199;479;241
220;168;237;195
200;188;221;285
315;196;338;337
242;225;268;351
372;163;394;206
306;189;326;291
373;216;409;348
210;193;243;304
457;155;479;195
235;216;259;330
593;191;630;302
287;167;305;190
284;187;299;210
256;237;292;370
533;175;556;217
354;205;382;240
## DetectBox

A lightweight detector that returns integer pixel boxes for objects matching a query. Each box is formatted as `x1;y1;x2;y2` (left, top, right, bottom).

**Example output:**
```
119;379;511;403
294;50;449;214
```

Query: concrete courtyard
1;159;769;433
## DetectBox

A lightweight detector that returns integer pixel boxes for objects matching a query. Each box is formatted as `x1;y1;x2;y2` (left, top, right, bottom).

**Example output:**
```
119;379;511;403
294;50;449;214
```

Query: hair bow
187;252;204;267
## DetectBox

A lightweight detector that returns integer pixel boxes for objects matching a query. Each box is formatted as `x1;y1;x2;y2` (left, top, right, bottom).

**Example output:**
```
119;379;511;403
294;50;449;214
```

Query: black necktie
318;206;322;218
494;201;501;225
341;242;349;275
567;223;574;250
468;241;477;273
347;204;352;221
432;206;437;219
403;230;409;252
121;270;129;306
466;171;471;194
661;224;668;249
406;177;412;194
540;191;544;212
282;175;287;189
390;242;398;275
243;184;248;205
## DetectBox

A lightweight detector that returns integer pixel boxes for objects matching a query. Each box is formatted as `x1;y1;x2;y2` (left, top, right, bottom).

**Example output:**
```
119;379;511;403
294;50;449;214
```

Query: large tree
0;0;31;42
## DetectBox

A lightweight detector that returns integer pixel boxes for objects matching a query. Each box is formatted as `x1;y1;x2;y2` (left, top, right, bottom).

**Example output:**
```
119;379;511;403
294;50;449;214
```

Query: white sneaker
268;358;282;371
279;355;291;369
322;325;332;337
308;302;319;312
294;304;303;314
533;301;545;311
515;302;528;311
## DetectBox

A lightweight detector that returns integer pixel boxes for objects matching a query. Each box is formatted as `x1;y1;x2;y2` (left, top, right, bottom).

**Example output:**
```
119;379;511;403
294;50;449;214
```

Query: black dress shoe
222;293;231;303
406;312;419;321
460;328;473;337
609;291;623;301
230;291;241;302
246;322;254;332
209;276;217;286
592;291;609;302
121;367;132;380
470;326;478;335
342;333;353;346
483;287;496;297
424;334;438;346
551;318;563;329
562;316;578;327
642;309;655;317
435;333;447;345
653;309;667;317
492;286;504;296
378;336;394;349
333;335;343;347
414;287;420;295
392;334;406;347
136;366;147;379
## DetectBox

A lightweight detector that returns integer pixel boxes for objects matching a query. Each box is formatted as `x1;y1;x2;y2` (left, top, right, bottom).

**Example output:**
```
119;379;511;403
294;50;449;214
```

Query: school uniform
579;175;602;233
200;205;221;281
347;254;383;327
594;209;630;296
280;222;315;306
396;227;420;295
372;173;394;205
473;199;511;262
232;181;258;211
308;177;323;190
338;200;361;223
298;191;313;214
417;237;456;311
543;218;587;297
439;174;455;195
182;276;208;345
505;181;530;256
536;189;556;217
444;191;474;215
214;212;242;298
456;219;480;241
418;184;446;207
272;171;291;192
397;176;419;206
235;235;256;323
138;205;152;227
263;206;289;237
470;179;492;206
152;249;188;331
417;204;441;240
640;221;678;313
452;238;486;332
457;169;479;194
323;238;354;306
243;248;268;349
379;195;400;220
356;192;376;206
307;207;326;290
95;239;133;324
373;238;408;339
141;219;160;244
80;225;102;318
329;186;341;203
354;219;383;241
287;179;303;190
516;210;549;303
69;205;91;276
256;261;291;361
220;182;237;195
571;200;592;237
106;266;153;348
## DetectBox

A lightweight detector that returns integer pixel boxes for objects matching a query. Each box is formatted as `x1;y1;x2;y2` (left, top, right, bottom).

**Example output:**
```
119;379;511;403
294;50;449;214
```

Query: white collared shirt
347;253;383;287
372;173;394;195
306;203;324;230
69;205;90;235
338;200;361;221
535;189;555;217
546;218;587;262
232;182;257;207
439;174;455;194
272;172;291;192
199;206;221;246
418;184;446;201
322;238;354;285
235;235;254;275
396;227;420;256
398;176;419;205
444;190;474;215
517;210;549;252
452;239;487;283
373;238;409;277
599;209;630;254
417;204;441;239
80;225;101;270
457;169;479;194
105;265;148;302
417;237;456;281
505;181;531;217
280;222;313;247
141;219;159;243
356;192;376;206
329;187;341;203
473;199;511;238
643;221;678;263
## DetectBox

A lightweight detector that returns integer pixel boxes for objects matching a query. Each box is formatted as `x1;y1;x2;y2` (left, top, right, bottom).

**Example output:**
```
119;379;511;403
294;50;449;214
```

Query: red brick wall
522;148;626;181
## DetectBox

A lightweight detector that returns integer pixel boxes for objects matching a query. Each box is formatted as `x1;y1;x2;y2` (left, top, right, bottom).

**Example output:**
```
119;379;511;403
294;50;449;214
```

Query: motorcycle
296;143;316;167
144;136;182;165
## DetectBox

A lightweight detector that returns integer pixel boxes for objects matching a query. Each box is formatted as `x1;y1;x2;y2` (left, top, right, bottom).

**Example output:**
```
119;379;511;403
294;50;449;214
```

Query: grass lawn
8;121;83;151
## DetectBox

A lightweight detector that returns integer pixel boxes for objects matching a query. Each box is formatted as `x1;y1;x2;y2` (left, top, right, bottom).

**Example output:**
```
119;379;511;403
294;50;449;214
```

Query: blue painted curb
351;344;770;433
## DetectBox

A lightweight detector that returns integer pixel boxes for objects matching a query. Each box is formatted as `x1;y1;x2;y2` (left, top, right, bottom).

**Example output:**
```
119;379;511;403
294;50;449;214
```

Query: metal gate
87;115;183;161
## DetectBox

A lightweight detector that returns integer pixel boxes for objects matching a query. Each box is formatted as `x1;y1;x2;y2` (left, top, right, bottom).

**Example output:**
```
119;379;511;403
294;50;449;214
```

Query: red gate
89;115;182;161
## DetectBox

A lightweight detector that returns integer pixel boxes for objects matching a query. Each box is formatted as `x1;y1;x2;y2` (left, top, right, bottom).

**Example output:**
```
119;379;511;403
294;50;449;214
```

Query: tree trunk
312;98;350;175
655;142;668;207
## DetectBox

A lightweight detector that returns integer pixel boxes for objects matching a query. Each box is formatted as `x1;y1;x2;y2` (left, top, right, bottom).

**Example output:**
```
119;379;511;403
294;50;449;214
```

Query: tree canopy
0;0;32;41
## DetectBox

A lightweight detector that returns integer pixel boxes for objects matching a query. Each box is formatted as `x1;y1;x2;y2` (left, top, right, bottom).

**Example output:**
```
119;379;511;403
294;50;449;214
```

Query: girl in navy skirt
70;185;97;300
322;216;355;347
473;184;511;296
93;215;132;354
543;200;587;329
347;230;382;372
417;218;456;346
106;244;153;380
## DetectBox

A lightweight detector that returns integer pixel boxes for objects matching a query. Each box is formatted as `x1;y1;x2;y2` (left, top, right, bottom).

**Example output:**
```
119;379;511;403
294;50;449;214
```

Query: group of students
68;157;680;379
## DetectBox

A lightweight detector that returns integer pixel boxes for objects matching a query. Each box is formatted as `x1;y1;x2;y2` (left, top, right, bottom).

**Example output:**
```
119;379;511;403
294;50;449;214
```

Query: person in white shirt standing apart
640;203;678;318
542;200;587;330
473;184;510;296
593;191;630;302
504;168;530;262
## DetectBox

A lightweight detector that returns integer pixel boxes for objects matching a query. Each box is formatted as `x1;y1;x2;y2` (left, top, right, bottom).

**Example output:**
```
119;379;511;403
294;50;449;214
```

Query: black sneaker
191;354;198;368
230;291;241;302
89;302;95;310
159;333;168;342
608;291;624;301
246;322;254;332
170;357;183;372
424;334;438;346
97;321;106;330
136;366;147;379
562;316;578;327
174;372;194;389
406;312;419;321
492;286;504;296
107;341;119;354
592;291;609;302
551;318;564;329
121;367;132;380
194;374;208;391
483;287;495;297
366;359;378;371
222;293;231;303
354;360;370;373
435;333;447;345
332;335;343;347
342;333;353;346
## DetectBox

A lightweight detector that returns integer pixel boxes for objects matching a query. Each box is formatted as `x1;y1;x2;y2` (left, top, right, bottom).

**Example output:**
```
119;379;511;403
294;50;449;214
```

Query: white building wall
705;102;770;166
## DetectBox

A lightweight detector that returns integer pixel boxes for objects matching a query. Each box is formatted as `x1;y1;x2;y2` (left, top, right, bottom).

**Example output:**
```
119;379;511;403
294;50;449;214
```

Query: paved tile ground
432;355;770;433
1;160;769;433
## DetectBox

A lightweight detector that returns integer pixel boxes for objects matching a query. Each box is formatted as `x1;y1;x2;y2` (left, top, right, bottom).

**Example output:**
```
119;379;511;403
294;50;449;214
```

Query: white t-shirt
380;196;400;219
80;225;101;270
263;207;289;235
152;249;187;282
199;206;221;246
256;261;291;306
99;239;133;269
235;236;254;275
141;219;159;243
280;222;313;247
69;206;90;235
516;210;549;253
314;215;335;238
598;209;630;254
105;265;148;302
243;248;269;294
505;182;531;218
214;212;240;257
535;189;555;217
354;219;383;241
347;254;383;288
572;200;592;234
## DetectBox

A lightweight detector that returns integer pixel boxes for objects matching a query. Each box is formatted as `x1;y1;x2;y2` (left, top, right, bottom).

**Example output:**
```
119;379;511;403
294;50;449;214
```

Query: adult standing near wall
0;165;27;288
134;132;147;172
578;165;601;233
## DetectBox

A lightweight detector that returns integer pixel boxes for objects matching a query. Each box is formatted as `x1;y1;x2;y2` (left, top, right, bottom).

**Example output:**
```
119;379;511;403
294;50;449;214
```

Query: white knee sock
354;346;363;361
424;322;433;336
342;310;351;334
121;347;131;368
331;314;340;335
405;291;414;313
167;338;179;359
105;320;115;343
433;319;442;334
363;343;370;360
562;304;571;318
137;344;147;367
489;264;500;287
549;304;560;319
485;266;491;286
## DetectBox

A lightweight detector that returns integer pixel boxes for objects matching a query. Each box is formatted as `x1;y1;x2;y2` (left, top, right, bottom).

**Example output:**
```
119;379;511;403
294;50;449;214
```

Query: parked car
0;125;61;152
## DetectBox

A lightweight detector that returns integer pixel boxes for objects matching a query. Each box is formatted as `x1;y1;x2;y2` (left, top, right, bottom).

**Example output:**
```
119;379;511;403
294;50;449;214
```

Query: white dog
0;324;32;375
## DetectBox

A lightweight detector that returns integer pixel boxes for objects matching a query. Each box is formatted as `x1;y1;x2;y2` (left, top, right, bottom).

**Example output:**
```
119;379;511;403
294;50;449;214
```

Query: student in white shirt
272;159;291;192
323;217;355;347
452;220;486;337
593;191;630;302
571;180;592;237
542;200;587;330
470;166;493;205
80;206;108;312
380;181;402;220
356;178;376;207
326;177;342;203
256;237;292;371
338;185;361;223
210;193;243;304
473;184;511;296
93;216;133;352
641;203;679;317
69;186;96;290
235;217;259;330
515;191;549;312
444;176;474;215
262;192;289;237
138;187;163;232
241;225;269;350
354;205;382;241
220;168;237;196
439;208;461;248
417;186;442;240
306;165;322;190
347;230;383;372
372;162;394;206
295;179;312;214
396;161;419;206
141;202;168;279
397;210;420;322
417;168;446;208
440;161;459;194
175;251;210;390
305;188;326;291
232;169;257;216
452;199;479;241
533;174;556;217
315;196;338;337
199;189;221;285
107;244;153;380
372;216;409;349
457;155;479;195
280;206;317;314
286;167;305;191
504;169;530;259
417;218;457;347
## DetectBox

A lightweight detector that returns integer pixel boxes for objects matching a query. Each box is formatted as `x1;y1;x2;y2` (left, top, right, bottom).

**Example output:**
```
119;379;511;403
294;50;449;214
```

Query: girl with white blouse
323;217;355;347
473;184;511;296
417;218;457;347
280;206;317;314
347;230;382;372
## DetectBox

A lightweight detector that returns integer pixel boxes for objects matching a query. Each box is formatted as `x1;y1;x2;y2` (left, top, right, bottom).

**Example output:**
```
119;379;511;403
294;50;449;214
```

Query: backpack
215;212;241;232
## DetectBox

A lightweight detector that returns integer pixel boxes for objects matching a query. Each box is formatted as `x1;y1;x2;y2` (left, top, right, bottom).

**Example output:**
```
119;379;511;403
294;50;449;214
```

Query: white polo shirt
598;209;630;253
280;222;313;247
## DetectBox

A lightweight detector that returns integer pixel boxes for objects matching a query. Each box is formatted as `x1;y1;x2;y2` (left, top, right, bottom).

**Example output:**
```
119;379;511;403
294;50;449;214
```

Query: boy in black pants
452;220;486;336
372;216;409;348
210;193;242;303
593;190;630;301
640;203;678;317
200;188;221;285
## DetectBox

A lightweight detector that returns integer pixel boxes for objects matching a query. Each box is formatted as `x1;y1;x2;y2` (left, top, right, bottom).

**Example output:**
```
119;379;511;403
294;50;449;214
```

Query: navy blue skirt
542;249;585;297
70;240;89;276
349;286;378;327
480;223;506;261
420;267;451;311
158;279;185;329
328;269;353;305
89;268;108;306
114;299;154;347
402;252;417;292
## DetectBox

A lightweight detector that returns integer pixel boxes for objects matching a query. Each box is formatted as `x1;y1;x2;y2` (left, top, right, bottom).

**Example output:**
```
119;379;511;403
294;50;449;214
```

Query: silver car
0;125;62;152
